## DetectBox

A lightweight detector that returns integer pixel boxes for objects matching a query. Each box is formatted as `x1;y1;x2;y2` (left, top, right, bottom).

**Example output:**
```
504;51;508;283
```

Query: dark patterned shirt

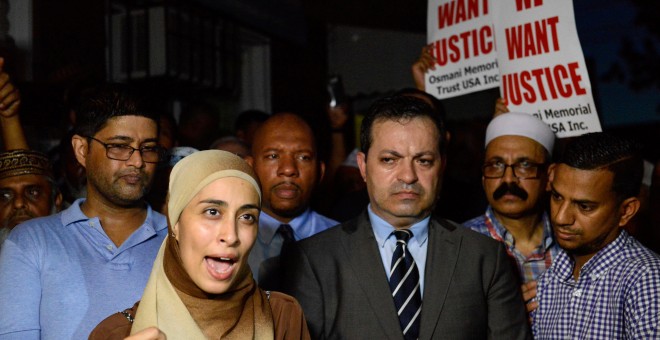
464;206;559;283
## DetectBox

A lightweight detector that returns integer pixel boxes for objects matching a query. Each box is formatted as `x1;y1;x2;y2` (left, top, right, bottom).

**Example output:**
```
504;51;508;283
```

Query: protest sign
490;0;601;137
425;0;500;99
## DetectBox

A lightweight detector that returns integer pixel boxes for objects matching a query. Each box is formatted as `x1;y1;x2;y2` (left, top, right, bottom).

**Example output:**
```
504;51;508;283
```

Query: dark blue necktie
277;224;295;245
389;229;422;340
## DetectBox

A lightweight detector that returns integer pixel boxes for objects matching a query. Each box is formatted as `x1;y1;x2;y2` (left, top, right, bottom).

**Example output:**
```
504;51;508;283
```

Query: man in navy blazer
283;94;530;339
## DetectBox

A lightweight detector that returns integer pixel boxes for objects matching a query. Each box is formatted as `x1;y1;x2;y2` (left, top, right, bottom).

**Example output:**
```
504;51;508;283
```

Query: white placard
425;0;500;99
490;0;602;137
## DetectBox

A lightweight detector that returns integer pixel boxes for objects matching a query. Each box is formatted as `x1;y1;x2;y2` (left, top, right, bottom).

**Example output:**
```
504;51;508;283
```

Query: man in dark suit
283;94;530;339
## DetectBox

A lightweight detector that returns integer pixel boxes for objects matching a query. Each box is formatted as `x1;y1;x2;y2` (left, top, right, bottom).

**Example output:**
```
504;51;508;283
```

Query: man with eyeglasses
0;84;169;339
464;112;560;313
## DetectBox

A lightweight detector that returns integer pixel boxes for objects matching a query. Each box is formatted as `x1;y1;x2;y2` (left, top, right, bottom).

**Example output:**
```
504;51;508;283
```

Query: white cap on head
485;112;555;155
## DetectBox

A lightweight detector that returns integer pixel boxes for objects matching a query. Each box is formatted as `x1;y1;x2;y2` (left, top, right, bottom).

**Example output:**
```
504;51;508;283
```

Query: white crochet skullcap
485;112;555;155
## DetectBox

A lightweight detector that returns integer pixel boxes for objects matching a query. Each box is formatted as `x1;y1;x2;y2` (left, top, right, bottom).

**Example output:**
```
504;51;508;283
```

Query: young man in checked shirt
532;132;660;338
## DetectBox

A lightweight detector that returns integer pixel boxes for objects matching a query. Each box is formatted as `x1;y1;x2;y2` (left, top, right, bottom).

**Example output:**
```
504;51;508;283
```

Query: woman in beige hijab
90;150;310;340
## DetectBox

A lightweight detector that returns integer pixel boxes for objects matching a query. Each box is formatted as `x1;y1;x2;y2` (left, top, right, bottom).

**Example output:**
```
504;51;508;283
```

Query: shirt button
573;289;582;297
106;244;113;251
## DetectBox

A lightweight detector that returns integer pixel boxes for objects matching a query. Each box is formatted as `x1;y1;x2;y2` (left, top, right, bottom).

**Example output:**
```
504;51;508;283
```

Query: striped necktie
389;229;422;340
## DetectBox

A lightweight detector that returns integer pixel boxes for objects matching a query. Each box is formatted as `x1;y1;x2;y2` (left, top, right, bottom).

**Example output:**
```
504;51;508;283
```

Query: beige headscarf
131;150;274;339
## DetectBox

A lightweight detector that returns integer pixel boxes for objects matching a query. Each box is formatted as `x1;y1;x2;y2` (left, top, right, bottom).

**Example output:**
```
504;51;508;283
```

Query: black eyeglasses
86;136;166;163
482;161;546;179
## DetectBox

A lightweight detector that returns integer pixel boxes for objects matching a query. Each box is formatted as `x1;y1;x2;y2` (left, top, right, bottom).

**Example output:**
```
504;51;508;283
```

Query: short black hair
559;132;643;200
394;88;448;154
234;110;270;132
393;87;447;119
360;94;447;155
74;83;159;137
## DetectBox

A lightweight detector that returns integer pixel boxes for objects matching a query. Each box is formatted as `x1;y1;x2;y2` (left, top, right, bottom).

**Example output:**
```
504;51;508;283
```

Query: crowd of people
0;49;658;340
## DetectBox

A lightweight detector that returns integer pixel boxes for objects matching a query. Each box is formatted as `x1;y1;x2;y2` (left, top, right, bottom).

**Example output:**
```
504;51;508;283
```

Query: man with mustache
532;132;660;338
464;112;560;316
247;112;337;290
464;113;560;293
283;95;529;339
0;150;63;248
0;84;169;339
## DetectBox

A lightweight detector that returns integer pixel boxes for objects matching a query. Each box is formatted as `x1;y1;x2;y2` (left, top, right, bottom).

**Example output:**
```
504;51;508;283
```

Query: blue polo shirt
0;199;168;340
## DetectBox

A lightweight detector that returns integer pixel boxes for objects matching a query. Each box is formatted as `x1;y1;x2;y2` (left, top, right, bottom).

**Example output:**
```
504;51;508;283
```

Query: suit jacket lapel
419;217;462;340
342;212;404;340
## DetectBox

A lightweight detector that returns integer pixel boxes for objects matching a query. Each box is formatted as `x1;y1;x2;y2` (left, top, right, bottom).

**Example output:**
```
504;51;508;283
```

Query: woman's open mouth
205;256;236;280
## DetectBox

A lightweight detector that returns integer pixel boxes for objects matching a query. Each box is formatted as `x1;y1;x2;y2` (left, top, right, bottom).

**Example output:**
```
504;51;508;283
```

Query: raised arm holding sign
425;0;603;137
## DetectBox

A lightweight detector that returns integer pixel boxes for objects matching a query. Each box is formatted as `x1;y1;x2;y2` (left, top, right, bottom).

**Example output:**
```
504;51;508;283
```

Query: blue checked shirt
531;230;660;339
463;206;560;283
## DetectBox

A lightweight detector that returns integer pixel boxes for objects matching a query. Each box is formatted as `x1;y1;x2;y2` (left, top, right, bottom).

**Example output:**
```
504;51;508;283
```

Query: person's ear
546;163;557;191
245;155;254;167
172;221;180;240
618;196;641;227
318;161;326;183
71;134;89;169
357;152;367;183
54;192;63;212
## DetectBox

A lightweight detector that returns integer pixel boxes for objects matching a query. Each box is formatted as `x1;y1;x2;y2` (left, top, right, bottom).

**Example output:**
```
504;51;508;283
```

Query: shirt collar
61;198;167;233
579;230;630;280
552;230;630;282
258;209;312;243
368;204;430;248
485;206;510;241
61;198;91;226
485;206;555;251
